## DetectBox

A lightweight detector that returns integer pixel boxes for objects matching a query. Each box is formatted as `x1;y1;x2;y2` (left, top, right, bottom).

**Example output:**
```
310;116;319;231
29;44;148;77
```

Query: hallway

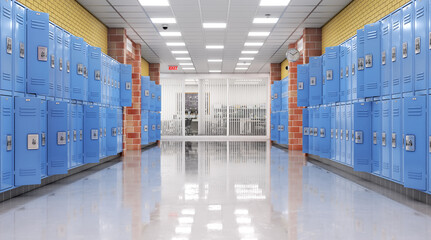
0;141;430;240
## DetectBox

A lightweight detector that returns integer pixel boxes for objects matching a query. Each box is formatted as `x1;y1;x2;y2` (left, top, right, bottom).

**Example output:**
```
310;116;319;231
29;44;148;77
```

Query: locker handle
6;135;12;151
429;136;431;153
392;133;396;148
405;135;415;152
19;42;25;58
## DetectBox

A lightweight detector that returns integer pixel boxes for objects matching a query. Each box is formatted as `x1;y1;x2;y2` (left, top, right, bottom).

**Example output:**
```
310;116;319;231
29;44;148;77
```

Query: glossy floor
1;141;431;240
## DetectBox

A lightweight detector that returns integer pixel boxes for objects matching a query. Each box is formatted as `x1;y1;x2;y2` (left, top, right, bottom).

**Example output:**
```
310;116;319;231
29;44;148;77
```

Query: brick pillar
149;63;160;85
108;28;142;151
302;28;322;64
270;63;281;84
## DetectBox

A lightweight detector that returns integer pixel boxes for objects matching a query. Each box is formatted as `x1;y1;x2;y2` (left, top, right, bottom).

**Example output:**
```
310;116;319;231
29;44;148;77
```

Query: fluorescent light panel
253;18;279;24
242;51;258;54
139;0;170;6
167;42;185;46
209;70;221;73
182;68;195;70
179;63;193;66
151;18;176;24
176;57;191;60
160;32;182;37
239;57;254;60
172;51;188;54
260;0;291;6
206;45;224;49
244;42;264;46
237;63;251;66
248;32;270;36
208;59;222;62
236;67;248;70
203;23;227;28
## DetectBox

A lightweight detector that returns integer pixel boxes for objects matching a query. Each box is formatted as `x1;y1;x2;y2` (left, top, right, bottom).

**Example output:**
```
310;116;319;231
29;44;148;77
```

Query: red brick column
270;63;281;84
302;28;322;64
149;63;160;85
108;28;142;151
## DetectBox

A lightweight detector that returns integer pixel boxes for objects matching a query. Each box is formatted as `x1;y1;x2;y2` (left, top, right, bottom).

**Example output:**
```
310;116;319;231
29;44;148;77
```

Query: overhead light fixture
160;32;182;37
209;70;221;73
176;57;191;60
151;18;176;24
260;0;291;6
182;67;196;70
172;50;189;54
242;51;259;54
167;42;185;46
244;42;264;46
203;23;227;29
253;18;279;24
208;59;223;62
236;67;248;70
139;0;170;6
239;57;254;60
179;63;193;66
206;45;224;49
237;63;251;66
248;32;270;37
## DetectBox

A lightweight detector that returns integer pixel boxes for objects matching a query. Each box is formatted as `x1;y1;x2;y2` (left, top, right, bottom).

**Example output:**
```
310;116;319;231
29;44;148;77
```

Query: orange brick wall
149;63;160;85
270;63;281;84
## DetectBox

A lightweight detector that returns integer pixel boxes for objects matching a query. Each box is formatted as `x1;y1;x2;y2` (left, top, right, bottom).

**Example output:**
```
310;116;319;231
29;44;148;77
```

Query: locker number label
405;135;415;152
6;37;12;54
57;132;67;145
298;82;304;90
38;46;48;61
6;135;12;151
310;77;316;86
391;47;396;62
402;42;408;58
27;134;39;150
415;37;421;54
392;133;396;148
355;131;363;144
358;58;365;70
91;129;99;140
365;54;372;68
126;82;131;90
19;42;25;58
95;70;101;80
326;70;333;81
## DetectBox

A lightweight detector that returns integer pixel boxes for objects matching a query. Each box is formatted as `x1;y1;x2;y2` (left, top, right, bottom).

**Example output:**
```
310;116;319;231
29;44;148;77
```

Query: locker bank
1;0;431;240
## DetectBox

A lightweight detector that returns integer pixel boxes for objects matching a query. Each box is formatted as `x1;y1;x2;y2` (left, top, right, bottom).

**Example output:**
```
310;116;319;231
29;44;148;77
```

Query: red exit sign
169;66;178;70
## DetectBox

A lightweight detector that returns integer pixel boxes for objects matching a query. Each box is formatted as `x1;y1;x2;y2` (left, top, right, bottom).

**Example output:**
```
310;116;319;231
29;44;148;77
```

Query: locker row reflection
270;77;289;145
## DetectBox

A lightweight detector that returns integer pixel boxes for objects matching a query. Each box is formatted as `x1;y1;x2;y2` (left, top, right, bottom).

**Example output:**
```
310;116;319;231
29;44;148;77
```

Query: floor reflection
0;141;430;240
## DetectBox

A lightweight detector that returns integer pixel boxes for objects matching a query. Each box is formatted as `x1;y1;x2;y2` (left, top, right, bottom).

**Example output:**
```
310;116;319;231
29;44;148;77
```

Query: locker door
323;46;340;104
151;111;156;142
351;36;358;100
157;112;161;140
381;100;392;178
356;29;365;98
339;43;346;102
313;108;320;155
414;0;428;91
391;99;403;182
101;54;106;104
309;108;313;154
319;106;331;159
402;3;414;93
48;22;55;97
364;22;381;97
279;111;288;144
336;105;341;162
141;110;149;145
340;104;346;163
353;102;372;172
392;10;403;95
403;96;426;190
275;81;282;111
346;39;352;101
84;105;99;163
302;108;309;154
309;56;323;105
118;108;122;153
70;36;84;100
14;97;41;185
63;31;71;99
47;101;68;175
26;10;49;95
70;103;77;168
0;96;13;190
1;0;12;91
271;112;277;141
141;76;150;110
346;104;352;166
330;106;336;160
381;16;392;96
372;101;382;175
77;104;83;165
55;26;63;98
157;85;162;112
281;78;289;110
297;64;309;107
67;103;71;168
88;46;102;103
83;43;88;102
13;2;26;93
106;108;117;156
99;107;106;158
40;100;47;177
120;64;132;107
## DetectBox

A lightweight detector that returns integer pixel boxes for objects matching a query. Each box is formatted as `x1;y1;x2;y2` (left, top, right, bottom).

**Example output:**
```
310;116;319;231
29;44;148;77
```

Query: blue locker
141;110;149;145
101;54;107;104
313;107;320;155
323;46;340;104
346;103;352;166
335;105;341;162
403;96;426;190
281;77;289;110
308;108;314;154
63;31;71;99
364;22;381;97
40;100;47;177
0;96;13;190
48;22;55;97
274;81;282;111
67;103;71;168
309;56;323;106
279;111;288;144
70;36;84;100
157;84;162;112
26;10;49;95
141;76;150;110
339;43;347;102
345;40;352;101
340;104;346;164
88;46;102;103
83;43;89;102
156;112;161;141
356;29;365;98
107;58;111;105
55;26;63;98
70;103;77;168
106;107;117;156
14;97;41;185
351;36;358;100
391;99;403;182
297;64;309;107
0;0;12;92
99;107;106;158
353;102;372;172
47;101;68;175
319;106;331;159
148;111;154;143
392;10;403;95
381;100;392;178
415;0;428;92
302;108;309;154
402;3;414;93
330;105;336;160
13;2;26;93
381;16;392;96
84;105;99;163
372;101;382;175
117;108;122;153
120;64;132;107
76;104;83;165
151;112;157;142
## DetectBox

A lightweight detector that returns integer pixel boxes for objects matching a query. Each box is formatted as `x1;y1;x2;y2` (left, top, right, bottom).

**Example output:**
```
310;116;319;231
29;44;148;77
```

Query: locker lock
346;130;349;141
19;42;25;58
152;125;156;131
59;58;63;71
304;127;309;136
335;129;338;139
144;125;148;132
6;37;12;54
331;129;334;138
358;58;364;70
405;135;415;152
38;46;48;62
145;90;150;97
415;37;421;54
298;82;304;90
326;70;333;81
382;132;386;146
355;131;363;144
73;130;77;141
340;129;343;140
392;133;396;148
310;77;316;86
6;135;12;151
373;132;377;145
365;54;372;68
95;70;101;80
313;128;318;137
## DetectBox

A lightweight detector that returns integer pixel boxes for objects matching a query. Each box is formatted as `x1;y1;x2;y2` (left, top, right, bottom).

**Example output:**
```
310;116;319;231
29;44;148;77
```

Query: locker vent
64;39;70;48
49;83;54;90
393;21;400;31
359;84;364;92
321;112;330;118
71;109;77;118
51;109;65;118
416;7;425;18
393;108;400;117
73;88;82;94
352;42;357;50
57;85;62;92
40;107;46;117
407;107;422;116
403;75;412;84
407;171;422;180
49;30;54;40
2;172;11;181
3;7;11;19
346;46;351;54
3;73;11;82
358;35;365;44
51;161;65;168
373;108;380;118
403;14;411;25
383;26;389;35
56;35;62;44
91;52;100;59
31;20;45;30
383;162;390;170
356;110;369;118
19;107;37;116
366;83;378;90
416;72;425;82
64;86;69;93
367;30;378;40
356;158;368;166
382;79;389;88
73;42;81;51
78;110;83;118
3;107;11;116
327;51;337;59
16;14;24;25
393;77;400;86
30;77;45;86
16;76;24;84
19;169;36;177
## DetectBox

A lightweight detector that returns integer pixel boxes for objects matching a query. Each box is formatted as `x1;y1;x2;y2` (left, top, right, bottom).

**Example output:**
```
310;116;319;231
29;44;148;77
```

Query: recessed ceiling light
151;18;176;24
236;67;248;70
248;32;270;37
179;63;193;66
237;63;251;66
139;0;170;6
259;0;291;6
176;57;191;60
244;42;264;46
166;42;185;46
182;67;195;70
253;18;279;24
239;57;254;60
209;70;221;73
242;51;259;54
172;51;189;54
203;23;227;29
206;45;224;49
160;32;182;37
208;59;223;62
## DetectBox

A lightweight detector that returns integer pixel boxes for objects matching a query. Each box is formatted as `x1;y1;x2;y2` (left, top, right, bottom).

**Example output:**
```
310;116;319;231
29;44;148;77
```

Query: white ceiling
77;0;352;73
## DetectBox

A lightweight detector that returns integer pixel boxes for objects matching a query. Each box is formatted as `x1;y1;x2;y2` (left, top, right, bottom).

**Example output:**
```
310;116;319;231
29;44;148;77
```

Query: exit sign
169;66;178;70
